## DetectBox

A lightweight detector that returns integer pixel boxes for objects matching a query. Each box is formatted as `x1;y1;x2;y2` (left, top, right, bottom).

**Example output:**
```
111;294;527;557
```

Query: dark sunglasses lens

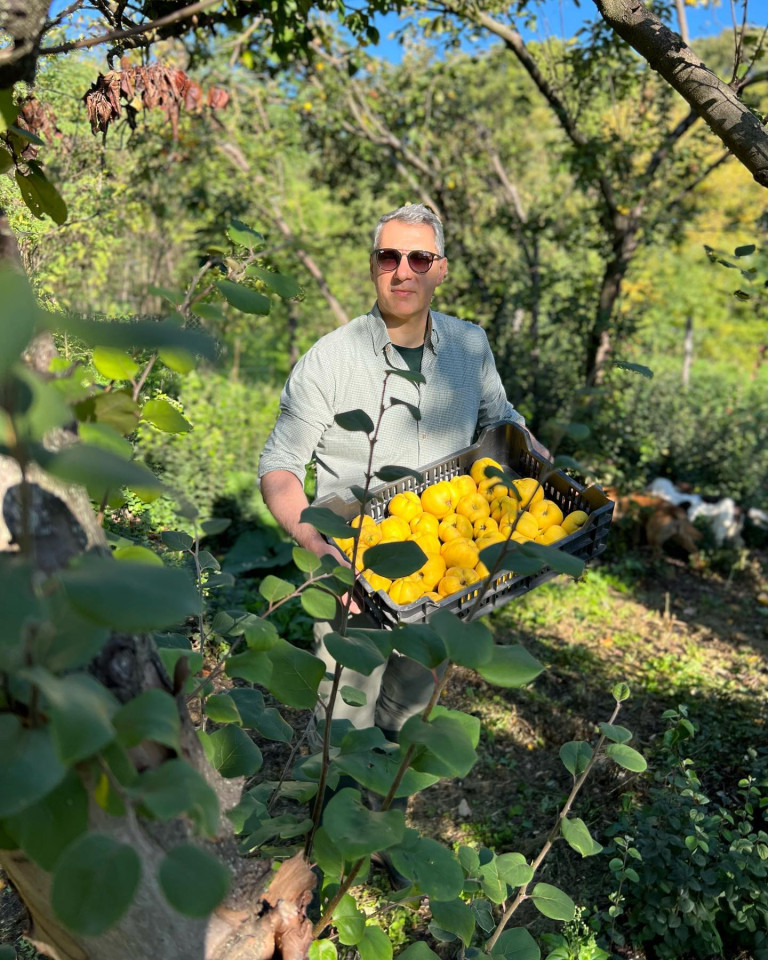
408;252;435;273
376;249;401;271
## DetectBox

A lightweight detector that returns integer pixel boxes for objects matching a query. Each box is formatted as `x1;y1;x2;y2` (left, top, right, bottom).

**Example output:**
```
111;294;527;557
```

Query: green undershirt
392;343;424;374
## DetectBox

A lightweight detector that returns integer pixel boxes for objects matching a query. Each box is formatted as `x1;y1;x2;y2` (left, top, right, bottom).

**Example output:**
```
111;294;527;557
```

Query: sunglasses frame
372;248;445;274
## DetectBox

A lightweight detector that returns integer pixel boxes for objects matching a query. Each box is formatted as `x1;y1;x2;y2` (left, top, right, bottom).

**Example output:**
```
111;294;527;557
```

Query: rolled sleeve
258;350;337;487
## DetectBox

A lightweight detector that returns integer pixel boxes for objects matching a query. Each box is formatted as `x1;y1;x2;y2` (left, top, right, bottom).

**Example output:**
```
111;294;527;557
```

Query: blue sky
365;1;742;62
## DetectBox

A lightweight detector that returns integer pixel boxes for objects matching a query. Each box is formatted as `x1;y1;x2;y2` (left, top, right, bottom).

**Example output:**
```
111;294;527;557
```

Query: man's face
370;220;447;327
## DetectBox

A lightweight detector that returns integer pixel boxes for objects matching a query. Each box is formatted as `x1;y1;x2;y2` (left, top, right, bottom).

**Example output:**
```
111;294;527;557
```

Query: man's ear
437;259;448;285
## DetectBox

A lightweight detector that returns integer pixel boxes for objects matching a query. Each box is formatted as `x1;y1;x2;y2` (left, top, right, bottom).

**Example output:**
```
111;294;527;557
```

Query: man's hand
524;428;552;463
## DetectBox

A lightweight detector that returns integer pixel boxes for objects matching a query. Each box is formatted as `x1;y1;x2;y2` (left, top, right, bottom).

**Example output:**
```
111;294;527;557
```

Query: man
259;203;541;744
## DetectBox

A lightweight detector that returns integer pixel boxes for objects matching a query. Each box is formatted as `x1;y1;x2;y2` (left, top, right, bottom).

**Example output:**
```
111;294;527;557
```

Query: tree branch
591;0;768;188
39;0;222;56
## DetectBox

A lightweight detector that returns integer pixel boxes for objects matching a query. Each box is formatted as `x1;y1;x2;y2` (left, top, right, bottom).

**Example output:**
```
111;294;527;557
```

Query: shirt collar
368;303;441;353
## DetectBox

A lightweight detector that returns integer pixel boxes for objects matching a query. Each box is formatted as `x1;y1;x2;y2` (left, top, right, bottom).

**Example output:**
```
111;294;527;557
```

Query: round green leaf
430;899;475;946
228;689;293;742
310;940;339;960
490;927;541;960
158;347;195;374
5;770;88;870
51;834;141;936
333;893;366;946
217;278;271;315
301;586;338;620
560;817;603;857
78;422;133;460
300;506;359;539
325;629;390;676
246;264;302;299
396;941;440;960
91;347;139;381
158;844;230;917
259;575;295;602
530;882;576;921
389;833;464;900
359;924;393;960
559;741;593;777
323;788;405;860
141;398;192;434
112;545;164;566
227;219;263;248
364;540;427;579
134;758;219;835
204;693;242;724
429;609;493;668
114;689;181;752
264;639;325;709
45;444;165;496
202;725;262;778
598;723;633;744
334;409;374;433
604;743;647;772
477;645;544;688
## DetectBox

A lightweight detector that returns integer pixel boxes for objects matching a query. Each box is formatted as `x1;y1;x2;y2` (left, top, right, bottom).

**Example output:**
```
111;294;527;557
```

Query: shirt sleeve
476;327;525;429
258;346;337;487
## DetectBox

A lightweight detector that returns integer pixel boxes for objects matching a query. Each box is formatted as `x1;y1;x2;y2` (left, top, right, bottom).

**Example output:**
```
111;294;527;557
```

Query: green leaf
44;444;164;497
112;544;164;566
141;398;192;434
359;924;393;960
293;547;322;572
310;940;338;960
51;834;141;936
134;759;219;835
23;669;117;765
375;466;424;484
217;279;271;315
604;743;647;772
0;89;18;130
471;898;495;933
479;542;542;577
323;788;405;860
158;347;195;374
300;506;359;539
16;165;67;224
246;264;302;299
397;945;439;960
229;689;293;742
33;593;109;672
73;388;141;435
243;617;280;651
78;422;133;461
114;689;181;752
227;219;264;248
519;541;585;579
201;725;262;778
333;893;366;946
391;623;445;669
226;649;272;685
387;368;426;385
325;629;391;676
340;685;367;706
400;714;477;778
479;857;508;904
458;845;480;875
0;945;16;960
301;586;338;620
390;397;421;420
265;638;325;709
91;347;139;381
530;882;576;921
334;742;439;799
161;530;194;551
477;645;544;688
364;541;427;579
158;844;230;917
429;609;493;668
612;682;631;702
559;741;593;777
0;268;41;378
430;899;475;946
200;517;231;536
490;927;541;960
734;244;756;256
60;554;200;632
598;723;632;743
334;409;374;433
51;315;216;360
560;817;603;857
389;832;464;899
205;694;242;724
611;361;653;379
496;852;534;887
5;770;88;870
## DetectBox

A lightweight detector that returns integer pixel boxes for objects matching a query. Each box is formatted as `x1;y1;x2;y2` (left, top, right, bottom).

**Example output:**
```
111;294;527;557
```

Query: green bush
606;710;768;960
583;368;768;509
138;369;281;524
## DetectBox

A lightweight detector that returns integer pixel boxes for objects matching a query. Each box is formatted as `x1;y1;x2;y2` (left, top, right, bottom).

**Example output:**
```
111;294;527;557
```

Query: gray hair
372;203;445;256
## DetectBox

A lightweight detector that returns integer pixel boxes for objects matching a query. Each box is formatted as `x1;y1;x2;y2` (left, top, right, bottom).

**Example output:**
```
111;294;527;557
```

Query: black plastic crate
314;422;613;626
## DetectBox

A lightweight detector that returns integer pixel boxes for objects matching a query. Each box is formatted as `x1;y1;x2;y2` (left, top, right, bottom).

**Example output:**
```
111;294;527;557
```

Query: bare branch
39;0;222;56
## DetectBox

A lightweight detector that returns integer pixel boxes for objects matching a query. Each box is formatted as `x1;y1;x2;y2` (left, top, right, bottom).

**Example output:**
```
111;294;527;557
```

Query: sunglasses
372;248;445;274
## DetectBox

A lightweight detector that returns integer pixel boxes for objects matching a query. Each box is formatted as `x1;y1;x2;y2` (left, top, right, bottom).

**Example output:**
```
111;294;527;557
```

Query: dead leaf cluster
83;60;229;138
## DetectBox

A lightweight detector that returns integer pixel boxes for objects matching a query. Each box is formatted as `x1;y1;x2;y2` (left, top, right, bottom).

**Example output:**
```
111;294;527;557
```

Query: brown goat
606;489;703;558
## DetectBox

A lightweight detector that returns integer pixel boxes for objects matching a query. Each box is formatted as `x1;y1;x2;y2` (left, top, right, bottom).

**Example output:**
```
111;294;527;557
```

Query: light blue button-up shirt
258;306;525;500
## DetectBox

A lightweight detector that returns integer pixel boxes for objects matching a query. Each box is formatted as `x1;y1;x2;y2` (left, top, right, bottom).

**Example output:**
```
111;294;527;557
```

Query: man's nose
394;254;414;279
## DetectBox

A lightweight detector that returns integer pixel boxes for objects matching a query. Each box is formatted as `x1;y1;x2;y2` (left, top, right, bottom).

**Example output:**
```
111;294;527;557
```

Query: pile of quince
335;457;589;608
